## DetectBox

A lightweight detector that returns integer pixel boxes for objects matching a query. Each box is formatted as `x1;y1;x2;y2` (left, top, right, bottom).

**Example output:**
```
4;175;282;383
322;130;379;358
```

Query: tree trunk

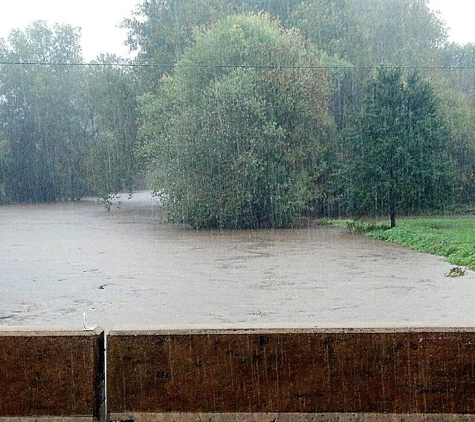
389;182;396;228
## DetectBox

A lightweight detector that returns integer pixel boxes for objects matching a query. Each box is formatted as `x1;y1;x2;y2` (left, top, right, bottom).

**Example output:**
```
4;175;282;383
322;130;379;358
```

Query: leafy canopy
0;21;87;202
346;67;452;227
139;13;337;229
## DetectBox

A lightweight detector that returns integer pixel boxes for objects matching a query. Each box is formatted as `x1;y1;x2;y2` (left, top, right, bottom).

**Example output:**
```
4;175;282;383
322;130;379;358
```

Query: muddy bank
1;191;474;331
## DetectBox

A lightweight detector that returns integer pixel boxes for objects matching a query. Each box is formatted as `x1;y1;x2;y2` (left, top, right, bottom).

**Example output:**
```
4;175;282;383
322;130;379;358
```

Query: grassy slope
365;217;475;270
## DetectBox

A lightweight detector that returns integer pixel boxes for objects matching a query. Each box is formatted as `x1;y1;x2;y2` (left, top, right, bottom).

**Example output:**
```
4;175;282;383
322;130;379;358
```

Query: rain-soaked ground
1;191;474;332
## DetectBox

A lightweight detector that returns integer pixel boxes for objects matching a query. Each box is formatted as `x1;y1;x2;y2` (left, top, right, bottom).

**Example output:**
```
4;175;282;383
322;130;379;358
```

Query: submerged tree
346;67;452;228
138;13;337;229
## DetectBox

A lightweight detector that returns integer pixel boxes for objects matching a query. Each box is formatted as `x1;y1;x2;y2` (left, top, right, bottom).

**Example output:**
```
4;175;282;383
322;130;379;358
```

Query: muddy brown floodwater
1;191;474;332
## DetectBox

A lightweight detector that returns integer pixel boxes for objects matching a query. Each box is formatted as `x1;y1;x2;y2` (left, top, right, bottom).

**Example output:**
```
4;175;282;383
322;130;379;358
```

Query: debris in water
445;267;466;278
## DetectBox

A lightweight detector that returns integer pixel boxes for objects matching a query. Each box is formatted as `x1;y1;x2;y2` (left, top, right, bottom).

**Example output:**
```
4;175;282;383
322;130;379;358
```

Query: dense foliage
86;55;142;201
139;13;337;228
0;23;141;204
346;68;452;227
1;0;475;229
0;22;87;202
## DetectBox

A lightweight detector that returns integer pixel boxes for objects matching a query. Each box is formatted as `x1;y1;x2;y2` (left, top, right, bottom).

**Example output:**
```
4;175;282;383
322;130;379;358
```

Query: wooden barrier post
107;327;475;421
0;327;105;422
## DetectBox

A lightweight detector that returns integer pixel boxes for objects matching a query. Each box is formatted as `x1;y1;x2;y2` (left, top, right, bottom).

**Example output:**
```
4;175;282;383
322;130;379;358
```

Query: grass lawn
362;217;475;270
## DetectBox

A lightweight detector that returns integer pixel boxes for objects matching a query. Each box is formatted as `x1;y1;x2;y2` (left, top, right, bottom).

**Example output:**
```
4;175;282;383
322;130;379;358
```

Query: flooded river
1;191;474;331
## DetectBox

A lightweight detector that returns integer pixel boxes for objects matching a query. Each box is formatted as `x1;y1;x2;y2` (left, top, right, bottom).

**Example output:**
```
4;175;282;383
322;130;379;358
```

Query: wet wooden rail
0;327;105;422
3;327;475;421
107;327;475;421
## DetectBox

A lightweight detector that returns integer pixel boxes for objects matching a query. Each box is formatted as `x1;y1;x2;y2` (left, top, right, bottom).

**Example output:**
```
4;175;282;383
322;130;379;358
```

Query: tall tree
441;43;475;99
124;0;448;71
85;55;142;203
122;0;234;90
438;87;475;206
291;0;364;64
346;67;452;227
138;13;337;229
0;21;89;202
352;0;447;67
437;44;475;205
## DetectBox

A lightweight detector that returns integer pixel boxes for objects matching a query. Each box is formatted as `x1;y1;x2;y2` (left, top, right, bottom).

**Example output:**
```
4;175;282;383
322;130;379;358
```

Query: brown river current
1;191;474;331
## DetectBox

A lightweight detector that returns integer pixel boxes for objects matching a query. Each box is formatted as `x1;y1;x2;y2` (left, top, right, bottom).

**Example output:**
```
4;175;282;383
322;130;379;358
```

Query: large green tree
346;67;452;227
138;13;337;229
0;24;144;204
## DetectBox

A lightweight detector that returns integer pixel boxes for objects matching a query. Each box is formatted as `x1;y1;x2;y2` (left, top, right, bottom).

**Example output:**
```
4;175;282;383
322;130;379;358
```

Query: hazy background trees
0;23;141;204
0;22;88;202
86;55;141;201
1;0;474;228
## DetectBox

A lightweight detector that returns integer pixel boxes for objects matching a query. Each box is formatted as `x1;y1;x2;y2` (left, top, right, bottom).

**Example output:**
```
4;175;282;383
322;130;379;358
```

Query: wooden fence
0;327;104;421
3;327;475;421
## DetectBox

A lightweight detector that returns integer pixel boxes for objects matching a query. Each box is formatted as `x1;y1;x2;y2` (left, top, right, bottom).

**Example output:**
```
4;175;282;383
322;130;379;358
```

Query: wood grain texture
107;328;475;415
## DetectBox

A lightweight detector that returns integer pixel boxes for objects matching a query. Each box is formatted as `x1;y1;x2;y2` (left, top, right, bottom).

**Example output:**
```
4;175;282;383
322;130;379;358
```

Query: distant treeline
1;0;474;228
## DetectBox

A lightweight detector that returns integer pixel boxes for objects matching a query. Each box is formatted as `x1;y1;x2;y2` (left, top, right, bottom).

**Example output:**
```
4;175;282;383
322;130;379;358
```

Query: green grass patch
364;217;475;270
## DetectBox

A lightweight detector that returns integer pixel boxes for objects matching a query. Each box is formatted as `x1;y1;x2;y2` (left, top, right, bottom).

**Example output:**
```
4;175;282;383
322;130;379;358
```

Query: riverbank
342;217;475;271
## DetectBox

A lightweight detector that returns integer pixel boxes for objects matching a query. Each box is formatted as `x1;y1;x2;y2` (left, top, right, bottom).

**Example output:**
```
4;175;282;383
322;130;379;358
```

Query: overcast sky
0;0;140;61
0;0;473;62
430;0;475;45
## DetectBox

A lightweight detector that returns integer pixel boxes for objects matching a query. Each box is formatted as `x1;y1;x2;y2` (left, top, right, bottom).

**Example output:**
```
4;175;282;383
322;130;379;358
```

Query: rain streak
1;0;475;330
